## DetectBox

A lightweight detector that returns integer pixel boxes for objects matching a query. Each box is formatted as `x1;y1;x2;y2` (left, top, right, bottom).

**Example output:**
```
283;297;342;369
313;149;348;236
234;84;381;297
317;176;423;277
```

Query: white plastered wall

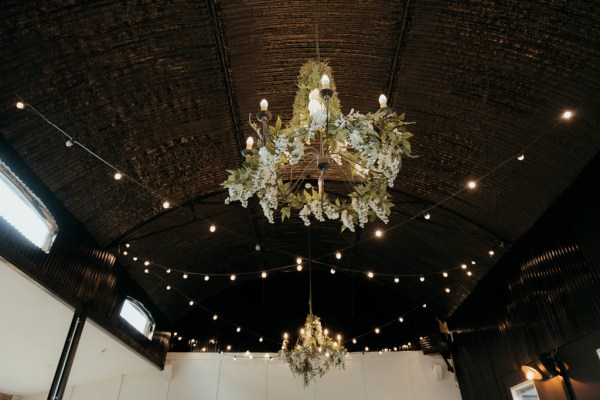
22;351;462;400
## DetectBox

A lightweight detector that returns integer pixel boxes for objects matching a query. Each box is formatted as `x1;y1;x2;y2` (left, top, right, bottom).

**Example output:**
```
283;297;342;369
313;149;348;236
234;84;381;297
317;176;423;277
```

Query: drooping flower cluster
222;61;415;231
279;314;346;387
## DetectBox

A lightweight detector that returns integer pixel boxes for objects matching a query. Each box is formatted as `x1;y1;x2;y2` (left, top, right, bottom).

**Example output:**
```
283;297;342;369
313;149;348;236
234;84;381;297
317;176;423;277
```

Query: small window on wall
510;381;539;400
0;161;58;252
120;297;155;340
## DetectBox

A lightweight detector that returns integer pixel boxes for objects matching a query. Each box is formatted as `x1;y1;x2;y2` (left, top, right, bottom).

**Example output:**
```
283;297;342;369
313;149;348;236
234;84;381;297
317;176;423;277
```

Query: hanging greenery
223;60;416;231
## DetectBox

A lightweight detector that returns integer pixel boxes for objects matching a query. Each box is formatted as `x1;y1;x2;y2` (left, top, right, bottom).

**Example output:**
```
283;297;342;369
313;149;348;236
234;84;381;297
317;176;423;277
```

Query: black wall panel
448;155;600;400
0;137;169;368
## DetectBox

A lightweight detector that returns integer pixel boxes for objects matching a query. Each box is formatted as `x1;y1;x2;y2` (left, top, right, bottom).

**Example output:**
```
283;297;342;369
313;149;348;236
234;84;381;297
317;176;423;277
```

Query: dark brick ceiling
1;0;599;351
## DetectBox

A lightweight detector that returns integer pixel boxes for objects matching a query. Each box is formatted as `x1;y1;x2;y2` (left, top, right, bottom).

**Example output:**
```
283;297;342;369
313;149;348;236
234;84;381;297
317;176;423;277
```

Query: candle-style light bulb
246;137;254;150
260;99;268;111
321;74;330;89
378;94;388;108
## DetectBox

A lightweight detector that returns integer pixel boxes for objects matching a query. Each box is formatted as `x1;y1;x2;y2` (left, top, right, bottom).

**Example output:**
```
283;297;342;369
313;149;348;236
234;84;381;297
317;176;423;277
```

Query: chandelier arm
330;160;360;194
283;154;320;198
308;225;313;316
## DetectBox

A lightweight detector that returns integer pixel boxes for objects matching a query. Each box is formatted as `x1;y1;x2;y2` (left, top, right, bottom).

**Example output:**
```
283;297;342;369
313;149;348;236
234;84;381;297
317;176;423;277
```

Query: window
511;381;539;400
120;297;155;340
0;161;57;252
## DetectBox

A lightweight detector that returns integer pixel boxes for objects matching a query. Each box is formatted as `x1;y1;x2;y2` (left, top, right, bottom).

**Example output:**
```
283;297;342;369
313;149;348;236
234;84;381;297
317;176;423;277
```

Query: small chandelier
223;61;415;231
279;313;347;387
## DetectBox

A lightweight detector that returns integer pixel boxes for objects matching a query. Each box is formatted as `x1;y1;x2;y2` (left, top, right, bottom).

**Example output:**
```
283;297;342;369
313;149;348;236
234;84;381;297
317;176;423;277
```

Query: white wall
22;351;461;400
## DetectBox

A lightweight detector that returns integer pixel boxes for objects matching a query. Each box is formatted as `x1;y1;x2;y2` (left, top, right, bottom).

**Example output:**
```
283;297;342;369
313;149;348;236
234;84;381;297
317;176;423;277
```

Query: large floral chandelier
223;61;415;231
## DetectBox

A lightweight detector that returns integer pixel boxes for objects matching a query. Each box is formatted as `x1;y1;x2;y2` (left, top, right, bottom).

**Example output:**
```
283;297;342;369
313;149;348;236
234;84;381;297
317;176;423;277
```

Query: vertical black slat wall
0;138;169;368
448;155;600;400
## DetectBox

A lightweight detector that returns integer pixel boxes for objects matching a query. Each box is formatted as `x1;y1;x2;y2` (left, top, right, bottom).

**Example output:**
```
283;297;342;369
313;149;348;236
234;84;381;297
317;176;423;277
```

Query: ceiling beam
386;0;414;103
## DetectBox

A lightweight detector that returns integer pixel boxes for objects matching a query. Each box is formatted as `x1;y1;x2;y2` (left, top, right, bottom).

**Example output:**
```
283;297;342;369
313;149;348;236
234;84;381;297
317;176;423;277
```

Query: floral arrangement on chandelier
223;61;415;231
279;314;347;387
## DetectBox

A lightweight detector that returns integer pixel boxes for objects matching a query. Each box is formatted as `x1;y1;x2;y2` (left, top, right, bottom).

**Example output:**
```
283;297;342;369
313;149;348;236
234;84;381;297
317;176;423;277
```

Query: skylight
120;297;155;340
0;161;57;252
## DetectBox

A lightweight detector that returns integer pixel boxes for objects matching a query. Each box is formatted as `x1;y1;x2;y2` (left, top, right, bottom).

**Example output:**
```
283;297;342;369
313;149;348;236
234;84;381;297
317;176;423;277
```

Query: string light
562;110;573;120
398;317;404;323
209;224;216;233
236;327;241;333
517;154;525;161
227;345;232;350
144;261;150;266
16;101;25;109
467;271;473;276
374;328;380;334
166;268;171;273
419;276;425;282
123;251;128;255
352;338;357;344
445;288;450;293
230;274;236;281
365;347;370;352
261;271;267;278
330;268;336;274
375;229;383;238
461;264;467;269
114;172;123;180
65;139;73;147
144;269;149;273
125;243;130;248
467;180;477;189
133;257;138;261
367;271;374;278
442;272;448;278
183;273;188;279
488;250;495;256
471;260;476;265
162;201;170;209
422;303;427;308
213;314;218;320
204;275;210;281
189;300;194;306
297;265;303;271
166;285;171;290
423;212;431;220
394;277;399;283
335;251;342;260
259;337;263;342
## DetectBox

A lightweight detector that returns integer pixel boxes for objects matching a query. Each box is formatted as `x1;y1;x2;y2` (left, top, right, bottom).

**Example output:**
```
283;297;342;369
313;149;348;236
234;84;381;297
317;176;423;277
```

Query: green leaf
281;207;291;222
276;116;282;133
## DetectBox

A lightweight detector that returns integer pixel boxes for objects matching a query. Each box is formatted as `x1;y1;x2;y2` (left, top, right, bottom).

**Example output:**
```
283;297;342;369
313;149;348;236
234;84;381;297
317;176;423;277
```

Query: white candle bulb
321;74;330;89
378;94;387;108
260;99;268;111
246;136;254;150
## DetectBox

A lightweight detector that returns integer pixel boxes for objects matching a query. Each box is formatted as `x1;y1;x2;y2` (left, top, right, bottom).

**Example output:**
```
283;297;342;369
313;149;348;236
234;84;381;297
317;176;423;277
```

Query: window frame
119;296;156;340
0;161;58;253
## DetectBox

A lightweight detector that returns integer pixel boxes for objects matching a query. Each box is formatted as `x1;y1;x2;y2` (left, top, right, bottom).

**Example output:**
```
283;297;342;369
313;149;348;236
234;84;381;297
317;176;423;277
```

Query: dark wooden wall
448;154;600;400
0;136;170;368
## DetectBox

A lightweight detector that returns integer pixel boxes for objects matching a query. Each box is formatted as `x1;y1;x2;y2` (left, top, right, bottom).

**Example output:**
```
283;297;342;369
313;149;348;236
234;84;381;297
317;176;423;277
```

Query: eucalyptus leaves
223;61;415;231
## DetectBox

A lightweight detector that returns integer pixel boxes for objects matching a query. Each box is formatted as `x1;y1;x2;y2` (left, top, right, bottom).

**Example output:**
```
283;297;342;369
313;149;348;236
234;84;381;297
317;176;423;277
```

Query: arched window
119;297;155;340
0;161;58;252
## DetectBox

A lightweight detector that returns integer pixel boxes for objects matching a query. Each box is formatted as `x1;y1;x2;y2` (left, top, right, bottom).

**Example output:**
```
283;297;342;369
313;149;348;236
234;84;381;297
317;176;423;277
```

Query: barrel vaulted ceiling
1;0;599;350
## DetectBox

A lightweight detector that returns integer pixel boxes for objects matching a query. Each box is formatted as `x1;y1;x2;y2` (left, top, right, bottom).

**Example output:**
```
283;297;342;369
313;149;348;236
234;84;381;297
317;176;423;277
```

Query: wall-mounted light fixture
521;365;543;381
521;352;561;381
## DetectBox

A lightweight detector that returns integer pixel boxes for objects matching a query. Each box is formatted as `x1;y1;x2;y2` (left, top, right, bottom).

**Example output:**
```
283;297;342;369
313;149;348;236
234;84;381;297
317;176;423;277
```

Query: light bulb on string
230;274;236;281
125;243;130;248
261;271;267;278
467;271;473;276
562;110;573;120
144;269;149;273
423;212;431;220
297;265;303;271
375;328;380;334
123;251;128;255
422;303;427;308
335;251;342;260
352;338;357;344
65;139;73;147
114;172;123;180
296;257;302;265
213;314;218;320
445;288;450;293
166;268;171;274
166;285;171;290
461;264;467;269
183;273;188;279
189;300;194;306
399;317;404;323
162;201;170;209
16;101;25;109
259;337;263;342
394;277;399;283
471;261;476;265
236;327;241;333
133;257;138;261
144;261;150;266
330;268;336;274
467;180;477;189
209;225;216;233
419;276;425;282
488;250;495;256
375;229;383;238
204;275;210;281
517;154;525;161
443;272;448;278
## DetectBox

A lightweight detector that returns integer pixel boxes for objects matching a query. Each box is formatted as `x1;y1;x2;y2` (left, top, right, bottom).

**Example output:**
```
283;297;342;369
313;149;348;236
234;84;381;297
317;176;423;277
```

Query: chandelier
223;61;415;231
279;313;347;387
